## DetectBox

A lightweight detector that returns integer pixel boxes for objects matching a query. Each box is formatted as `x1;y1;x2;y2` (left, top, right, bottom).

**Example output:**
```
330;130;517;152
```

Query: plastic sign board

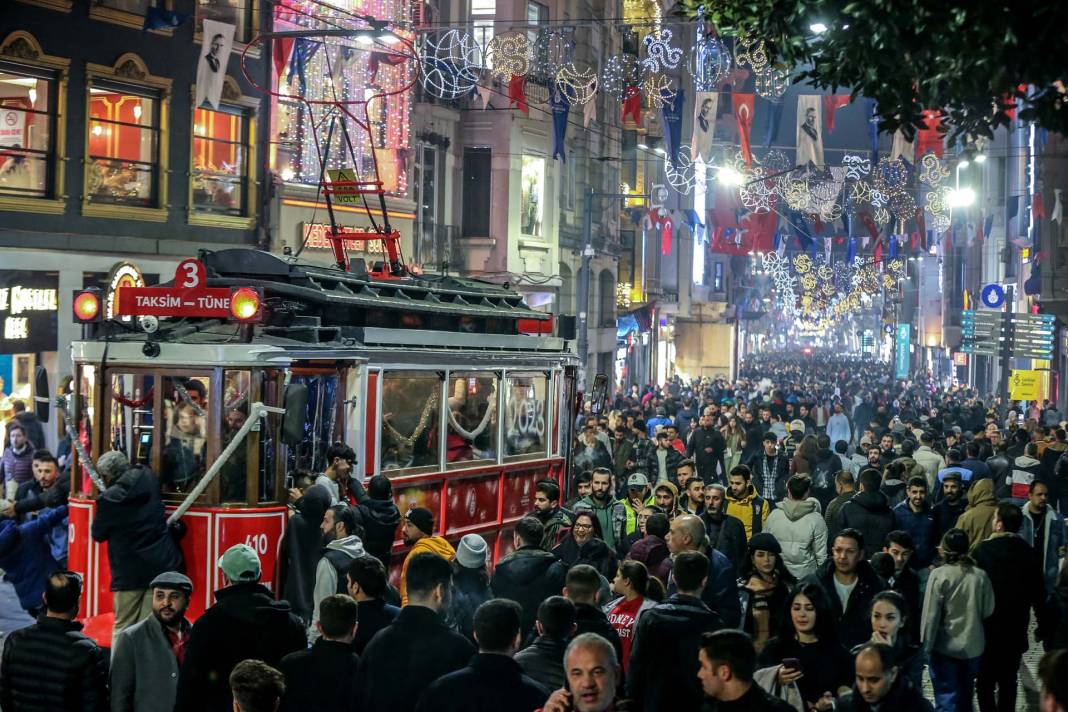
980;283;1005;309
116;259;234;318
1009;370;1042;401
326;169;360;204
952;352;969;366
894;323;910;380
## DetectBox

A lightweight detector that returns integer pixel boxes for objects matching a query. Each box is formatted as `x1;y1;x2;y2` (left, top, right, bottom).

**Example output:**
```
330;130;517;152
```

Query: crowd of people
3;353;1068;712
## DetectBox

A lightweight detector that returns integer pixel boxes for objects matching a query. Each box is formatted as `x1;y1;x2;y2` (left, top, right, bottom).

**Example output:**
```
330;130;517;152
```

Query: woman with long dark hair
853;590;923;691
757;581;854;711
737;533;797;652
603;560;656;673
445;533;492;641
553;509;618;580
790;435;818;476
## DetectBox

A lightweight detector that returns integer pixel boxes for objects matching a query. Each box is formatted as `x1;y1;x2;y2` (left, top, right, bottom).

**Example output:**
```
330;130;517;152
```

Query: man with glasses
0;570;108;709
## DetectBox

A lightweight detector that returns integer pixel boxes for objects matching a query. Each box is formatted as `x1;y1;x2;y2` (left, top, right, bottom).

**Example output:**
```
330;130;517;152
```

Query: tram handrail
167;402;286;525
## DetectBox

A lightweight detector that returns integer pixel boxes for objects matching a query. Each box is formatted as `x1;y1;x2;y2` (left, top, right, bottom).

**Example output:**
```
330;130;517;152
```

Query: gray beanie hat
96;450;130;480
454;533;488;569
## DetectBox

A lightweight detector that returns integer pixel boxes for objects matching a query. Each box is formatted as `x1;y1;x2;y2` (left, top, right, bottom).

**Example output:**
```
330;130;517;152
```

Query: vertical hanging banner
622;85;642;127
822;95;850;134
867;99;880;163
763;97;784;146
195;20;236;109
508;75;528;114
890;129;915;163
796;95;824;166
691;91;718;163
550;88;570;161
733;92;755;167
583;99;596;127
895;323;911;380
661;88;685;168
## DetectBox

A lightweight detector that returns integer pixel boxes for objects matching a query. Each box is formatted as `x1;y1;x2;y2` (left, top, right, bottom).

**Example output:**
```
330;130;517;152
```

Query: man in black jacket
701;484;747;577
279;594;360;712
972;503;1048;712
816;529;885;649
744;432;789;504
564;564;624;665
491;517;568;639
355;552;476;712
688;414;727;483
90;450;183;638
174;544;306;712
839;468;895;562
279;483;332;625
835;643;933;711
355;475;400;568
416;599;550;712
514;596;576;691
346;555;400;655
10;449;68;522
0;571;108;712
628;550;721;710
931;470;968;545
698;630;795;712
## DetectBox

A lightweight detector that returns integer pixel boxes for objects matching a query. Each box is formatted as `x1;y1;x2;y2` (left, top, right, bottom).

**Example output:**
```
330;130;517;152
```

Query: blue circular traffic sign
981;284;1005;309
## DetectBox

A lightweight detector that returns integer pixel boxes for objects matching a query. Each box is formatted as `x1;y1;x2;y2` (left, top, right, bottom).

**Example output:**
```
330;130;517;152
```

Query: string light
487;33;531;79
641;72;675;107
641;28;682;72
754;64;788;99
529;27;575;83
601;53;642;100
555;63;598;104
420;29;481;98
687;33;732;91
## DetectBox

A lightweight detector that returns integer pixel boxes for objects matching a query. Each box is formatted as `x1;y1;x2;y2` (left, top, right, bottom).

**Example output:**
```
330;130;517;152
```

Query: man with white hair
541;633;626;712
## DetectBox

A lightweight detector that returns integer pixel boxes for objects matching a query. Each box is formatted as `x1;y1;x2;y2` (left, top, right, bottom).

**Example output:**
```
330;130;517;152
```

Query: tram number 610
244;533;269;555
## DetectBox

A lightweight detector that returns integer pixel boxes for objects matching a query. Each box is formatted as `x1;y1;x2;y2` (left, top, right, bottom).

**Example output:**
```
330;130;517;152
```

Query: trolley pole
576;188;647;390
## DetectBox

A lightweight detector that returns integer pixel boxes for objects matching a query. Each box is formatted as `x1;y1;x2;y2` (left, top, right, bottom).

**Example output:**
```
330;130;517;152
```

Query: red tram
64;249;577;643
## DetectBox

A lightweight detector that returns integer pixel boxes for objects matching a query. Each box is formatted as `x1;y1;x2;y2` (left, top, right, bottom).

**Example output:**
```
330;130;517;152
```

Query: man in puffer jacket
763;475;828;578
955;478;998;548
355;475;401;568
1008;442;1044;503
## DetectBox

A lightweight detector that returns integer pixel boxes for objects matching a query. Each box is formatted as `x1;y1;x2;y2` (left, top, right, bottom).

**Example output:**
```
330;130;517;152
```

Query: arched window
598;269;615;327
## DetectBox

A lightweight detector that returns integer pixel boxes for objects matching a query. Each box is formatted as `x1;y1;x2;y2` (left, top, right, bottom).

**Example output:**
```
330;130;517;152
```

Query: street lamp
947;186;977;208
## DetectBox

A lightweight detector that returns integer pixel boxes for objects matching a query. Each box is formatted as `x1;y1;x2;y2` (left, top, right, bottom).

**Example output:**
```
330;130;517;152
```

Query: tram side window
107;372;156;469
161;375;209;494
285;373;340;477
504;373;548;459
381;372;442;473
220;370;251;503
73;365;96;496
446;373;498;469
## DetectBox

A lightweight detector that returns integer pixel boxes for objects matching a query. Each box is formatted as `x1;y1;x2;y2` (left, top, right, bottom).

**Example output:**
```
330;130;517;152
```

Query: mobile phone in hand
782;657;802;673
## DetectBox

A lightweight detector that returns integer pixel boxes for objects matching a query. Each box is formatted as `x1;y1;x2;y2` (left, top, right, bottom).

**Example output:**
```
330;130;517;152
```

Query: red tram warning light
229;287;263;323
73;289;103;322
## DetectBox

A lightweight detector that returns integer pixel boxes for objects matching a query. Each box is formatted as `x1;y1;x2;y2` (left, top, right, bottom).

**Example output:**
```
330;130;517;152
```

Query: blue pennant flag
847;236;857;263
288;38;322;97
550;88;570;161
867;99;879;163
888;234;899;259
661;88;685;168
788;209;813;250
143;6;187;30
762;97;784;147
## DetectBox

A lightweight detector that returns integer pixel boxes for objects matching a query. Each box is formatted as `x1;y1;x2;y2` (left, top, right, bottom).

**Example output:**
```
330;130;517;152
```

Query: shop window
381;371;442;473
192;106;248;216
86;84;160;207
446;373;498;469
160;375;210;494
521;155;545;237
0;65;55;200
504;372;547;459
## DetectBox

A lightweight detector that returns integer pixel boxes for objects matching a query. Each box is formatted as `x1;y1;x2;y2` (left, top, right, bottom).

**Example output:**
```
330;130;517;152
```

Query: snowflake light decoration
642;29;682;72
642;73;675;107
930;213;951;232
555;63;598;104
487;33;531;79
687;34;732;91
841;154;871;181
740;170;774;213
420;30;482;99
873;206;891;226
918;153;949;187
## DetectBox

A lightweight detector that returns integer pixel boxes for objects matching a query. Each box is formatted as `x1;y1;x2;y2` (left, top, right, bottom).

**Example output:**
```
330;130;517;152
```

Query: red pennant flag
273;37;294;79
740;209;778;253
508;75;528;114
1003;84;1028;120
975;212;985;244
914;207;927;247
1034;192;1047;220
915;109;945;157
822;95;850;134
859;211;880;241
732;92;755;166
622;85;642;127
368;51;406;83
873;238;883;263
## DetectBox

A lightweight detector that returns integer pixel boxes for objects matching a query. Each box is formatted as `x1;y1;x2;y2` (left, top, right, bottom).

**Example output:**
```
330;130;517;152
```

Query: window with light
192;106;248;216
86;84;160;207
0;65;55;200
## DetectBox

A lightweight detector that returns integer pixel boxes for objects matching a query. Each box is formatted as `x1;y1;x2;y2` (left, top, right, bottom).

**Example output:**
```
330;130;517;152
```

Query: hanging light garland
642;72;675;106
687;33;732;91
754;63;789;99
555;63;598;104
530;27;576;83
601;53;643;100
665;143;700;194
487;33;531;79
420;29;481;99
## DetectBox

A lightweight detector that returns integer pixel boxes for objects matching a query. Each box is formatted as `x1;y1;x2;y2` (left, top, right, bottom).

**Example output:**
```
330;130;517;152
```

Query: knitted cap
96;450;130;480
406;507;434;535
454;533;488;569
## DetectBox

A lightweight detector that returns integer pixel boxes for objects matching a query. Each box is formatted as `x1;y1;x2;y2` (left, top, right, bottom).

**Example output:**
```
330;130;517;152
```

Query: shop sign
894;323;910;380
300;222;384;253
0;107;26;148
952;352;969;366
0;271;58;354
1009;369;1042;401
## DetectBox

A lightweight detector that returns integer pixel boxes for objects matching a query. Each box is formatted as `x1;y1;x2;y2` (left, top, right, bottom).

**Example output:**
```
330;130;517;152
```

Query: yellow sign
1009;369;1042;401
326;169;359;205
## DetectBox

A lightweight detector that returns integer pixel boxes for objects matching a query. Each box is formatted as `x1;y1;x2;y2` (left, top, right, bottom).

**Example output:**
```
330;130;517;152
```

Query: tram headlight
229;287;263;323
73;289;103;322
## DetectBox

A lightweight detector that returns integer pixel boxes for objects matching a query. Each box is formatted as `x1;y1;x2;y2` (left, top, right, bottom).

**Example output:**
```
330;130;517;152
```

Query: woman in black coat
850;590;923;692
446;536;493;642
278;484;332;624
552;510;618;581
737;532;796;653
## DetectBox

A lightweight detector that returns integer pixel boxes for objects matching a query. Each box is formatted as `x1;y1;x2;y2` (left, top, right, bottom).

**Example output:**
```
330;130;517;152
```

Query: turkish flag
915;109;945;157
740;209;778;253
823;95;850;134
508;75;528;114
733;92;755;166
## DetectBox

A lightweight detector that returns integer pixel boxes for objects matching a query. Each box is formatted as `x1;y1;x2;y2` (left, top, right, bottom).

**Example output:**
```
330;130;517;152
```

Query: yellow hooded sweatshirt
399;535;456;606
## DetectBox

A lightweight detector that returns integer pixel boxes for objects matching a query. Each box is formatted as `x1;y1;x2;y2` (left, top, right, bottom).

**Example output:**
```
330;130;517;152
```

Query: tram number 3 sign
116;259;235;318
